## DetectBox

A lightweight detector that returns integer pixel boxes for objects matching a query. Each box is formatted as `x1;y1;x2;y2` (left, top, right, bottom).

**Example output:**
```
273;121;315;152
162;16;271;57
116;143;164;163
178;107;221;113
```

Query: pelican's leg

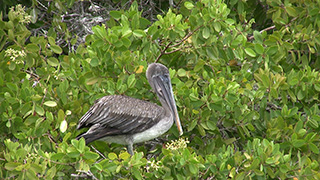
127;143;134;155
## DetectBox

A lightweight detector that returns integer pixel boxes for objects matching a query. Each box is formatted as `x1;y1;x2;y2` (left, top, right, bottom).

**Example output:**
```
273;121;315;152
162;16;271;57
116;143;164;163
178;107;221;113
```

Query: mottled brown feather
77;95;165;143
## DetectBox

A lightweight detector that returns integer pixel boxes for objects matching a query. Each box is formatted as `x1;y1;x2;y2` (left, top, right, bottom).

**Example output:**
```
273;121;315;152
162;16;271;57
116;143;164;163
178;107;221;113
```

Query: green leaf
6;21;14;29
197;125;206;136
110;11;122;20
26;43;40;52
60;120;68;133
235;172;246;180
206;120;216;131
253;31;263;43
266;46;278;55
314;84;320;92
46;167;57;179
188;119;198;131
287;89;296;102
50;44;62;54
177;68;187;77
254;44;264;54
121;37;131;48
46;111;54;121
58;109;65;122
6;82;18;92
288;77;298;86
133;29;146;38
213;22;221;32
47;57;60;66
48;36;56;45
202;27;210;39
261;74;270;88
8;62;16;70
63;132;72;142
44;101;57;107
31;94;43;101
114;39;123;47
292;139;305;148
286;6;297;17
84;151;99;160
90;58;99;67
250;158;260;170
127;74;136;88
225;19;235;25
119;152;131;160
253;169;264;176
51;153;65;161
266;167;275;178
270;87;278;99
189;163;198;174
67;151;80;158
224;137;236;145
8;29;14;40
184;1;194;9
232;35;244;47
5;162;21;171
26;57;35;67
194;60;205;72
108;152;118;160
297;90;304;100
244;48;256;57
132;167;142;180
35;104;44;116
279;164;289;173
92;39;104;48
307;118;319;129
78;137;86;152
309;143;319;154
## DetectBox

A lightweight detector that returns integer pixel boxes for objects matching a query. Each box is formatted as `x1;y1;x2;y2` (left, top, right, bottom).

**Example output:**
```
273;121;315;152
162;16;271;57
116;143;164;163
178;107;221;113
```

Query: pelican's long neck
146;63;183;136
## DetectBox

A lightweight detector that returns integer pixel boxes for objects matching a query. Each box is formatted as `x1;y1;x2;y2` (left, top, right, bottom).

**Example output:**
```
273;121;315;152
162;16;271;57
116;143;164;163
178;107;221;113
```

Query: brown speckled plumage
77;95;165;143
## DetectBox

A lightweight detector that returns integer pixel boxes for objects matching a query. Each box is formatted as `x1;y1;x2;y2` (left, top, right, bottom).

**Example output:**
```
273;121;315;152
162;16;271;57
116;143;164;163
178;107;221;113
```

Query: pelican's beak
154;74;183;136
170;96;183;136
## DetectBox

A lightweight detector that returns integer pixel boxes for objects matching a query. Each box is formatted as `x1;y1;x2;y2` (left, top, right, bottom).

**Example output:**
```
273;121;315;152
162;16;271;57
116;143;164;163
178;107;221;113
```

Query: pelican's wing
76;95;164;143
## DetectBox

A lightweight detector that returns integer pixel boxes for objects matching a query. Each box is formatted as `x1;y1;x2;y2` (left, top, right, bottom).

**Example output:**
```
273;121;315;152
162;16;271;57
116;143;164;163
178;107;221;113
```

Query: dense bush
1;0;320;179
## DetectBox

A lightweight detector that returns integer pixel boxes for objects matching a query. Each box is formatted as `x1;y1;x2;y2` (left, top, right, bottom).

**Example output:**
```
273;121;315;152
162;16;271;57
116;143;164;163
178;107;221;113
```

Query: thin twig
247;25;276;40
155;18;216;62
71;170;99;180
248;16;298;40
155;41;172;63
91;145;107;160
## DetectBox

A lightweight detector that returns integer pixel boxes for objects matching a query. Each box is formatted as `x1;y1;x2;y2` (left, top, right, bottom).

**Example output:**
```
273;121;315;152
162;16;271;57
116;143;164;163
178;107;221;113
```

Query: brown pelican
76;63;183;155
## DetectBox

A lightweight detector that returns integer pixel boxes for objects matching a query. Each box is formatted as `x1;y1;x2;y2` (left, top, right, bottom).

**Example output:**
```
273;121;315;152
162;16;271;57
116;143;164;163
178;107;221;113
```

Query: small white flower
166;137;189;150
10;4;31;24
5;48;26;64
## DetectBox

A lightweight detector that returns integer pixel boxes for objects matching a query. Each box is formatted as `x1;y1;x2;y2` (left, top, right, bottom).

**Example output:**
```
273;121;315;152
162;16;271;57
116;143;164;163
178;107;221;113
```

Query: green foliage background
1;0;320;179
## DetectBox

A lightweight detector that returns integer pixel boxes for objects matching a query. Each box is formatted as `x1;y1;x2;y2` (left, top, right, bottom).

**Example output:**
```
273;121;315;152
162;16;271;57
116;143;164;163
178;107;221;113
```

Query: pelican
76;63;183;155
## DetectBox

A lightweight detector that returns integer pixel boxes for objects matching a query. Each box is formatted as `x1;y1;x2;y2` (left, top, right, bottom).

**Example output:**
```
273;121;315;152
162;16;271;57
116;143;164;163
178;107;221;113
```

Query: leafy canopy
1;0;320;179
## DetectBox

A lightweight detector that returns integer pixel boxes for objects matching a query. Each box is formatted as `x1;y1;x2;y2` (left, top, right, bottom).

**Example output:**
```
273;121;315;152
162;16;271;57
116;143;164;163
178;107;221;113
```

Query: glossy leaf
44;101;57;107
184;2;194;9
244;48;256;57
